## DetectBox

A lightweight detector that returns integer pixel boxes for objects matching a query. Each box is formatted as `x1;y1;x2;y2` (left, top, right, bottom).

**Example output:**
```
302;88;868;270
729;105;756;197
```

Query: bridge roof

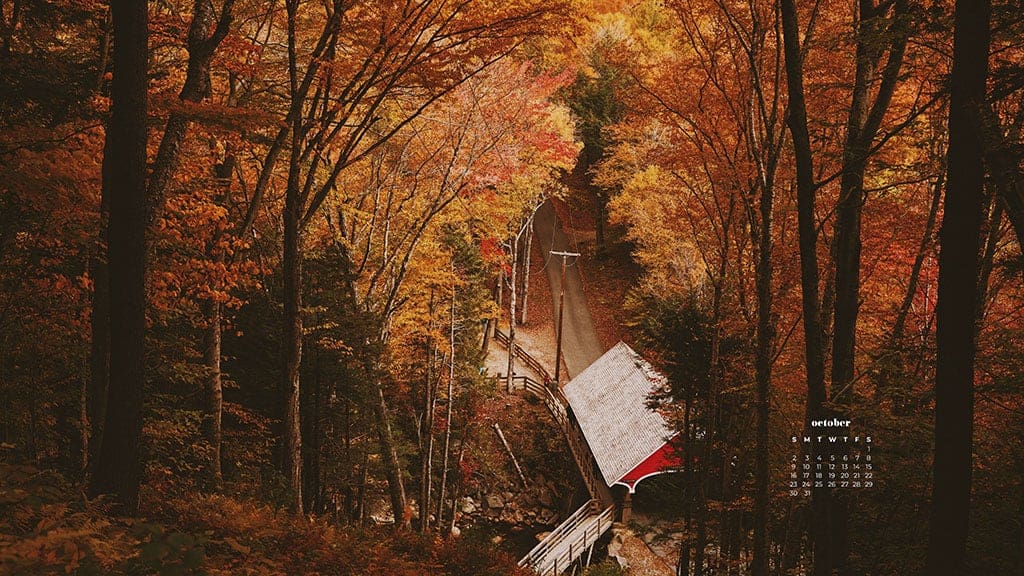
562;341;676;487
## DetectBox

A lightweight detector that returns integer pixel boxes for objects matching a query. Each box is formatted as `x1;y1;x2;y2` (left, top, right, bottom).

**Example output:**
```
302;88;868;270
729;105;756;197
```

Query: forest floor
610;526;677;576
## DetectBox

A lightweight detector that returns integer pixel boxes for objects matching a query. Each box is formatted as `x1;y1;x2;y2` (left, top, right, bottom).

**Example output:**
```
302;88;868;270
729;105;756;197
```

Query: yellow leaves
609;165;704;293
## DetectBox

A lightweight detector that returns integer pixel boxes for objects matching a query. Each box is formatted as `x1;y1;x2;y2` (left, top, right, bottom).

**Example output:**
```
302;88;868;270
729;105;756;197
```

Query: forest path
533;200;605;379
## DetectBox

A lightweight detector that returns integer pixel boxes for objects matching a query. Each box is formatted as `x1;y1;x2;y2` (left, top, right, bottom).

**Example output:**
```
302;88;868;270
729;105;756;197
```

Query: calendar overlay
789;418;874;497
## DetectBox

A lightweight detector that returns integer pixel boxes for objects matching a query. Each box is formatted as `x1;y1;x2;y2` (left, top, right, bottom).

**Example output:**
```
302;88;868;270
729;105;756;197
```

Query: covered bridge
562;341;681;520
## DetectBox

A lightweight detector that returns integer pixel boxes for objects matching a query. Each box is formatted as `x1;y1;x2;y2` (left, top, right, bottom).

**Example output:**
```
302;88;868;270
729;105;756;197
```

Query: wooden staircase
518;499;614;576
493;330;617;574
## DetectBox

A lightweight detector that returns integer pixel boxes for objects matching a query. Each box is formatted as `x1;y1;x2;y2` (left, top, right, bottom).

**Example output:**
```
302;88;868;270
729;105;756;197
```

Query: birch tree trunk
437;284;456;533
520;221;532;324
505;235;518;393
420;292;436;532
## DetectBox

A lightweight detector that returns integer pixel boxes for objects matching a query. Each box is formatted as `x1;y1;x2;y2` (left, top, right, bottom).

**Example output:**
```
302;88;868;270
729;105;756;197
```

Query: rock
485;494;505;510
643;532;656;544
537;488;554;508
536;531;552;542
539;508;558;524
491;535;503;545
503;491;515;502
608;531;630;571
607;531;625;556
459;497;477;514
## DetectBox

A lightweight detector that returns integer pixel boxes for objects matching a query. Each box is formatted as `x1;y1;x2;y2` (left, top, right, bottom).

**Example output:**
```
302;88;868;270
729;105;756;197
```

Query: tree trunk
694;469;708;576
481;276;499;353
282;170;303;513
505;234;518;392
437;284;456;532
976;197;1003;327
147;0;235;225
1;0;22;59
374;379;410;530
281;0;304;514
448;436;467;536
829;5;909;569
779;1;830;572
87;197;109;475
520;222;532;324
202;298;222;482
77;370;89;475
201;156;231;485
926;0;989;571
751;178;774;576
420;292;436;532
677;540;691;576
877;169;943;411
95;9;111;91
356;448;369;524
88;0;148;513
892;171;944;346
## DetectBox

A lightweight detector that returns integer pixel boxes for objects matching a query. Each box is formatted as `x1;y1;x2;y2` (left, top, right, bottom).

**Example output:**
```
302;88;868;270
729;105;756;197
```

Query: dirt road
533;200;605;379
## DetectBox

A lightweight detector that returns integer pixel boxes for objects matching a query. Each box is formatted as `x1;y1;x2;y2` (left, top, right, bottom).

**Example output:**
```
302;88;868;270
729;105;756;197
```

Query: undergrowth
0;463;532;576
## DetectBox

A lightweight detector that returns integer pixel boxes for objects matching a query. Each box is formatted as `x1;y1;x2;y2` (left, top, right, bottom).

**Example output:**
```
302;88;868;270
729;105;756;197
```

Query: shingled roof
562;341;676;487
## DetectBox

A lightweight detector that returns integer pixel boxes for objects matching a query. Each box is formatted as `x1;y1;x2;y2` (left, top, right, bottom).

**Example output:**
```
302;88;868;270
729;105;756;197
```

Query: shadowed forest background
1;0;1024;574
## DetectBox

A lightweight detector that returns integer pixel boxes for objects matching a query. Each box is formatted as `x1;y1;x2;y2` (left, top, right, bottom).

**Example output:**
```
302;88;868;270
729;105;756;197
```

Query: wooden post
621;490;632;523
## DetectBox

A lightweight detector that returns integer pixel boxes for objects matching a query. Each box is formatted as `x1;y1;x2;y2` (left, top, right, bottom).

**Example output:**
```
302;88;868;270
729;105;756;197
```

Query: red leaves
479;236;504;264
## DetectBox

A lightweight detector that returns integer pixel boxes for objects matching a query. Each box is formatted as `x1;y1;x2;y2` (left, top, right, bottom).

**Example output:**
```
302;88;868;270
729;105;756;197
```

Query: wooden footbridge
494;330;616;575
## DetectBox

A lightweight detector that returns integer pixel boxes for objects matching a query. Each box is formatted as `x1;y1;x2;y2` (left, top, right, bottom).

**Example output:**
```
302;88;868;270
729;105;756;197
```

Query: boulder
608;531;630;571
485;493;505;510
537;488;554;508
539;508;558;524
607;531;625;556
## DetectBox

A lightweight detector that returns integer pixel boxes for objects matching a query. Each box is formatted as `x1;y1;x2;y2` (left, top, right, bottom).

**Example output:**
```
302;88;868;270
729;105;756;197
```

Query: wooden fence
494;328;553;383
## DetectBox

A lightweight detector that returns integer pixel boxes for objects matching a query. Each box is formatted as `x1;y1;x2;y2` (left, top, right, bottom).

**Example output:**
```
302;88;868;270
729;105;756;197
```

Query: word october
810;418;851;428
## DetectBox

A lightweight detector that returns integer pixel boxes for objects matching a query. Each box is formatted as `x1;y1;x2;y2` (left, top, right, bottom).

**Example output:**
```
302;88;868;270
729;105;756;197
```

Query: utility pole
551;250;579;386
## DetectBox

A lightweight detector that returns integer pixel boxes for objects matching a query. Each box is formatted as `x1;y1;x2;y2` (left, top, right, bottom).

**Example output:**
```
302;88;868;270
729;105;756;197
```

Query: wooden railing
518;499;615;575
494;371;617;574
494;328;553;383
497;374;612;507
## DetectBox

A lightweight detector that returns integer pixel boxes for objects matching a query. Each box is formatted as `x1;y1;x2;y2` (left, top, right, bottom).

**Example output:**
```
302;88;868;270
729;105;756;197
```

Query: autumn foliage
2;0;1024;574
